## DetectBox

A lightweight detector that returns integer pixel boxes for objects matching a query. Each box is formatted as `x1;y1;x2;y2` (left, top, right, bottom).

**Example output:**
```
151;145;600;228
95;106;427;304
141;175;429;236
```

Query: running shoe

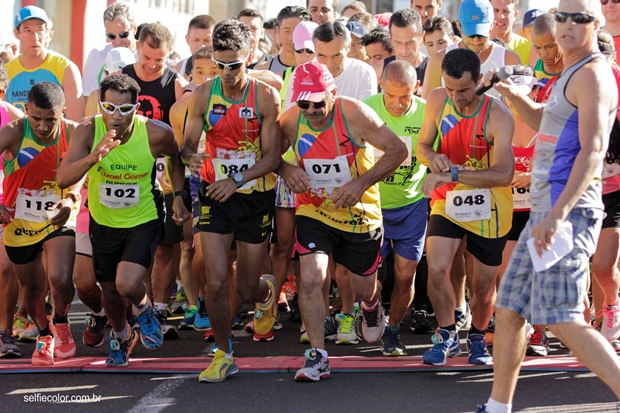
199;349;239;383
194;297;211;331
32;334;54;366
600;302;620;341
284;274;297;302
53;323;76;359
335;313;359;344
289;294;302;323
422;329;461;366
325;316;337;342
204;329;214;342
382;325;407;356
354;309;364;340
244;320;254;333
12;315;28;338
169;286;187;314
294;348;330;382
299;324;310;344
157;309;179;339
410;308;434;334
105;329;139;367
0;329;21;358
361;301;386;343
179;304;197;330
455;307;472;332
467;333;493;365
134;306;163;349
485;316;495;347
475;405;488;412
231;316;243;330
19;324;39;343
83;313;107;347
526;328;549;357
253;274;277;342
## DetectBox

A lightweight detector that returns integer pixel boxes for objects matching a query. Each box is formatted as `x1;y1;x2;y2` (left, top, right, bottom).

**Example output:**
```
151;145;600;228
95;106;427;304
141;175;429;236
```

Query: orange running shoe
32;335;54;366
53;323;76;359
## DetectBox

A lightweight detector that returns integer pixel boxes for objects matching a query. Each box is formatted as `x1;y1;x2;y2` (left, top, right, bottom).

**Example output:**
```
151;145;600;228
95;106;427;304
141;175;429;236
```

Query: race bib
304;156;352;189
100;184;139;209
212;157;256;191
512;187;531;209
373;136;412;166
15;189;61;223
445;188;491;222
602;161;620;179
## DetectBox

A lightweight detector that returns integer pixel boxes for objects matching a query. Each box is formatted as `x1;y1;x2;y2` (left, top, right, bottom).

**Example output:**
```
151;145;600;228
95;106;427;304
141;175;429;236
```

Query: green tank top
363;93;428;209
88;115;163;228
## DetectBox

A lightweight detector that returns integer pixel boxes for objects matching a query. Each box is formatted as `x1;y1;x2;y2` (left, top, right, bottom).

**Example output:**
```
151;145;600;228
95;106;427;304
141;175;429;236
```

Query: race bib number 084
445;188;491;222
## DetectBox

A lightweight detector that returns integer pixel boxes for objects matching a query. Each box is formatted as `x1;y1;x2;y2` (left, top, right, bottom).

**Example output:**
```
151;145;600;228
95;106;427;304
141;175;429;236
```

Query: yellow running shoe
253;274;276;341
198;349;239;383
12;315;28;337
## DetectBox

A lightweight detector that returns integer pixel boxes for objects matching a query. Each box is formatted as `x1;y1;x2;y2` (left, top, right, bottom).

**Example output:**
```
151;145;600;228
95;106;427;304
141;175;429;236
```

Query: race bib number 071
445;188;491;222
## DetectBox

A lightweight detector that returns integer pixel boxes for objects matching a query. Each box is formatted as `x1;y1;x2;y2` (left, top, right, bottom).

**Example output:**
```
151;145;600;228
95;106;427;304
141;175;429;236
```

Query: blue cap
522;9;545;28
345;21;369;38
14;6;50;30
458;0;493;37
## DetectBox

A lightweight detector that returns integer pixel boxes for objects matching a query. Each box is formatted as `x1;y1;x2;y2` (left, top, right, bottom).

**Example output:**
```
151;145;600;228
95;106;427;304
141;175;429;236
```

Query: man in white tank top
421;0;520;99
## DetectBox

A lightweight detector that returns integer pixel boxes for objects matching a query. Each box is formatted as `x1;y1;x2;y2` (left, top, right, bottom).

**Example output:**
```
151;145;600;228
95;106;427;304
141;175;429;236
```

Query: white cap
509;75;538;94
104;47;136;73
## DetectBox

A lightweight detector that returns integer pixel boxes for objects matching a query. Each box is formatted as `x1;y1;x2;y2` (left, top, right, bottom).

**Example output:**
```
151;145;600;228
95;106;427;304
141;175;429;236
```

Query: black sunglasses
295;48;315;54
106;31;131;40
602;0;620;5
468;34;488;39
553;11;597;24
297;100;327;110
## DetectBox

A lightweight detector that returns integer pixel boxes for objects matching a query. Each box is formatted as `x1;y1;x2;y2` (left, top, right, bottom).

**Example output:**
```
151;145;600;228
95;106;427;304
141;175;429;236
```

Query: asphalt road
1;300;619;413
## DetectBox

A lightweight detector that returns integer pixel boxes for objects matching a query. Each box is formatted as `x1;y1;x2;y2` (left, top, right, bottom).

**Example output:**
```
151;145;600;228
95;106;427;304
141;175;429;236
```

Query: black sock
53;314;68;325
440;324;456;333
39;324;51;337
469;324;486;335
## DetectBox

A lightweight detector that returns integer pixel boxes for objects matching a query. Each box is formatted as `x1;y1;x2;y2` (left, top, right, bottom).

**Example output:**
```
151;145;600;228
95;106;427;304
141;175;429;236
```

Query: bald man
363;60;429;355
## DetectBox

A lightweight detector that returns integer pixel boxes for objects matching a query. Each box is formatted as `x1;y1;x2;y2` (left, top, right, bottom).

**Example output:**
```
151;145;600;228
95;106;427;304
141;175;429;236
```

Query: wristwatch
449;166;459;183
230;172;244;188
173;190;187;198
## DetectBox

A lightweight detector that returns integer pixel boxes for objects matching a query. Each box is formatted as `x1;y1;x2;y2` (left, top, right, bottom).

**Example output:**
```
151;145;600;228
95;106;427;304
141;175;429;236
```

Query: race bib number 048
445;188;491;222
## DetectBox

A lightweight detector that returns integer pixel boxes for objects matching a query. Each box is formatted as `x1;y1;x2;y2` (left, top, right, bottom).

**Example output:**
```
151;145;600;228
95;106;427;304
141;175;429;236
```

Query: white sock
155;302;168;312
361;299;379;312
94;309;105;317
315;347;328;359
133;295;150;315
114;323;130;341
486;398;511;413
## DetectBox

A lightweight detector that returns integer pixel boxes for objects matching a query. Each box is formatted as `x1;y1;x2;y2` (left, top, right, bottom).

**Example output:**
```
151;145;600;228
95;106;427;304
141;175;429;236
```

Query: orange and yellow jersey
292;98;382;233
199;77;276;194
2;118;79;246
430;95;512;238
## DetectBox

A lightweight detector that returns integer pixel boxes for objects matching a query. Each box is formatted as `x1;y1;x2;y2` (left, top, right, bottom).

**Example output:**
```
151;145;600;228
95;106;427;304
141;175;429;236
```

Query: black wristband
173;190;187;198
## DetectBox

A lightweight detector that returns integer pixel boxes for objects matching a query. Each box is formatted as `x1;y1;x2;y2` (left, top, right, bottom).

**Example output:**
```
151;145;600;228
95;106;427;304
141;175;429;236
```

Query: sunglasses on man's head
99;101;138;116
297;100;327;110
602;0;620;5
106;31;131;40
295;48;315;54
553;11;597;24
212;56;248;71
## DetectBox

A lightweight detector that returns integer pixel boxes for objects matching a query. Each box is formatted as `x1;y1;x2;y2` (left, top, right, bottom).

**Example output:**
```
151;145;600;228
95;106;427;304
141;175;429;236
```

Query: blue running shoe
179;304;197;330
422;329;459;366
207;336;234;357
134;306;163;350
194;297;211;331
467;334;493;365
105;329;139;367
475;404;488;412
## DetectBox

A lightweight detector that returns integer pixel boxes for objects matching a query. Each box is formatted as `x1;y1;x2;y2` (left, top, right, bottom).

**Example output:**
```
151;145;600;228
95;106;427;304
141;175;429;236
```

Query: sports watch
449;166;459;183
231;172;244;188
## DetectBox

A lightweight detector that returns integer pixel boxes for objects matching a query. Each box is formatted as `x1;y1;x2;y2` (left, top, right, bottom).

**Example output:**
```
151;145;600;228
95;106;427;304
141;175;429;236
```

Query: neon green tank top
88;115;163;228
364;93;428;209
